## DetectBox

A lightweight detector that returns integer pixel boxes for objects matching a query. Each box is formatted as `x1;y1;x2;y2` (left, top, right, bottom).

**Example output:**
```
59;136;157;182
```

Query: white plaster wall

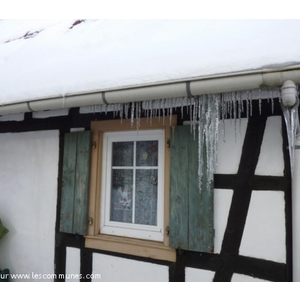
216;118;248;174
215;116;286;263
255;116;284;176
185;267;214;282
92;253;169;282
239;191;286;263
32;108;69;119
231;273;269;282
0;113;24;122
214;189;233;253
0;130;59;281
65;247;81;282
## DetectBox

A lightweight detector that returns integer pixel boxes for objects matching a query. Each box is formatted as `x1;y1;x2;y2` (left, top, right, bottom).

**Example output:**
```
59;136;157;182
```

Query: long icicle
280;93;299;177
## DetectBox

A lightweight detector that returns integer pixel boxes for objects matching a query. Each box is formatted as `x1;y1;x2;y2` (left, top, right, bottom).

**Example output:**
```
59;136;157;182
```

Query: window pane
135;169;158;225
112;142;133;166
136;141;158;166
110;169;133;223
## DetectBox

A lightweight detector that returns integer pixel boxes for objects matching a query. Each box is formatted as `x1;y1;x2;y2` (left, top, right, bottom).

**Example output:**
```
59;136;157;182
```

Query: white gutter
0;65;300;115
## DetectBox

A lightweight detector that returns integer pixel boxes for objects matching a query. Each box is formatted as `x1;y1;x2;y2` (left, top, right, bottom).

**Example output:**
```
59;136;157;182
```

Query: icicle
162;99;166;125
186;97;190;115
227;93;233;122
149;100;153;125
156;99;159;121
208;97;214;189
249;90;253;116
205;96;211;191
259;88;262;115
181;97;184;120
270;89;275;114
195;94;220;192
169;98;174;126
220;93;226;142
238;91;242;135
61;94;66;108
280;97;299;177
198;98;204;192
135;102;139;128
145;100;149;123
154;99;158;120
246;91;250;119
112;104;116;118
232;92;237;141
119;103;124;123
196;94;221;192
131;102;135;127
137;101;142;128
124;102;129;120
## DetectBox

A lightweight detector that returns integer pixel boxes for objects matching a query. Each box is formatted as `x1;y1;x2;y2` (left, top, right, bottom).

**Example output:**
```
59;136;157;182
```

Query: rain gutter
0;64;300;115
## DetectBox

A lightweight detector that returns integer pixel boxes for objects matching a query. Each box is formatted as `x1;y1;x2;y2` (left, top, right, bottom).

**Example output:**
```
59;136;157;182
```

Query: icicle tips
85;88;280;193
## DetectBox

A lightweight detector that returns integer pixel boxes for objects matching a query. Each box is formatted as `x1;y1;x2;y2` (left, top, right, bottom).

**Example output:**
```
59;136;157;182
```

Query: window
85;117;176;262
101;130;165;241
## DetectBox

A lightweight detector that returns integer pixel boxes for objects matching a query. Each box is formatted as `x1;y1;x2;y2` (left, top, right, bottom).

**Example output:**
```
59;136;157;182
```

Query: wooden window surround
85;117;176;262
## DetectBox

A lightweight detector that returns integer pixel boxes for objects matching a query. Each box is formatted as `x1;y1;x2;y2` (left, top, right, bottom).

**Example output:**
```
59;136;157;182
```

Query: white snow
1;19;300;105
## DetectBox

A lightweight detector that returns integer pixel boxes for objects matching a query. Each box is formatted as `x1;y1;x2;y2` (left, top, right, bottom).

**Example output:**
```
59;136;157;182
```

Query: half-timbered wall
0;130;59;281
0;99;292;281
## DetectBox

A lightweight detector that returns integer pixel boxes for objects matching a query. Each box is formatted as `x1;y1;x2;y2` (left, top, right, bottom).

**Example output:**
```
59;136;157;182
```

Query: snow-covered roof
1;19;300;106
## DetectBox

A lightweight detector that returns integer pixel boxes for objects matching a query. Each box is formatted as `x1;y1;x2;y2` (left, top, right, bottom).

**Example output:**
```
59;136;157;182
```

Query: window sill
85;234;176;262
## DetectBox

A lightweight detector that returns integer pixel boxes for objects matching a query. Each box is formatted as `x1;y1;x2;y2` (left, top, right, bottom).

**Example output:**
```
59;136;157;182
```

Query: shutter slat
73;131;91;235
60;133;77;234
169;126;189;249
189;141;214;252
188;130;202;251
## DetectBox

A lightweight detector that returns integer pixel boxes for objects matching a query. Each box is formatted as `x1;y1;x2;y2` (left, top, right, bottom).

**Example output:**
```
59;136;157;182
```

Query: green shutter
169;125;214;253
60;131;91;236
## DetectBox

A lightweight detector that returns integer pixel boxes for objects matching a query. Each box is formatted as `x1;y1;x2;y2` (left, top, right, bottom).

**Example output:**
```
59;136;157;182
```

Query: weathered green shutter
60;131;91;235
169;125;214;253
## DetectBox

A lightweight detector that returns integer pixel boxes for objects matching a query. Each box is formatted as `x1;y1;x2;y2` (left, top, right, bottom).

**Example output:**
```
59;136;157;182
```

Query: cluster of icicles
86;88;287;192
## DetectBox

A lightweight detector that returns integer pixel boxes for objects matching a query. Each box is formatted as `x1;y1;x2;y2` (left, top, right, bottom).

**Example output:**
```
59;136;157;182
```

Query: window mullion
132;141;137;224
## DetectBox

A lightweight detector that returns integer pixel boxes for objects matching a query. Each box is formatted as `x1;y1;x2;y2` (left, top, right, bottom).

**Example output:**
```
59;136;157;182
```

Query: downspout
293;133;300;281
280;80;300;282
0;65;300;115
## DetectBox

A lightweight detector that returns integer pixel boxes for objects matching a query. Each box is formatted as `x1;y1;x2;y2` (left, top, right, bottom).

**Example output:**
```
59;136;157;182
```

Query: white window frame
100;129;165;241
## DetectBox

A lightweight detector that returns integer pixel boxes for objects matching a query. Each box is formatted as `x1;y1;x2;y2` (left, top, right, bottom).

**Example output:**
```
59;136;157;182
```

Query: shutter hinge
88;217;93;225
92;141;97;149
166;226;170;235
167;139;170;148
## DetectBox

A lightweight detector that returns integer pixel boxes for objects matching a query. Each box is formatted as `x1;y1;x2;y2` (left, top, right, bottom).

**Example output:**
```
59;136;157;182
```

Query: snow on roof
1;19;300;106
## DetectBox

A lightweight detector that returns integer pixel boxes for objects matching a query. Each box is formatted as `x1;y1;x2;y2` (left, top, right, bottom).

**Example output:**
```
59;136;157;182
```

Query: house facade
0;19;299;282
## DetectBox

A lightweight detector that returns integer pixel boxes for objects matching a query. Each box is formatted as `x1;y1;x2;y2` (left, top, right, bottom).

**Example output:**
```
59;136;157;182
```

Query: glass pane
112;142;133;166
136;141;158;166
135;169;158;225
110;169;133;223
